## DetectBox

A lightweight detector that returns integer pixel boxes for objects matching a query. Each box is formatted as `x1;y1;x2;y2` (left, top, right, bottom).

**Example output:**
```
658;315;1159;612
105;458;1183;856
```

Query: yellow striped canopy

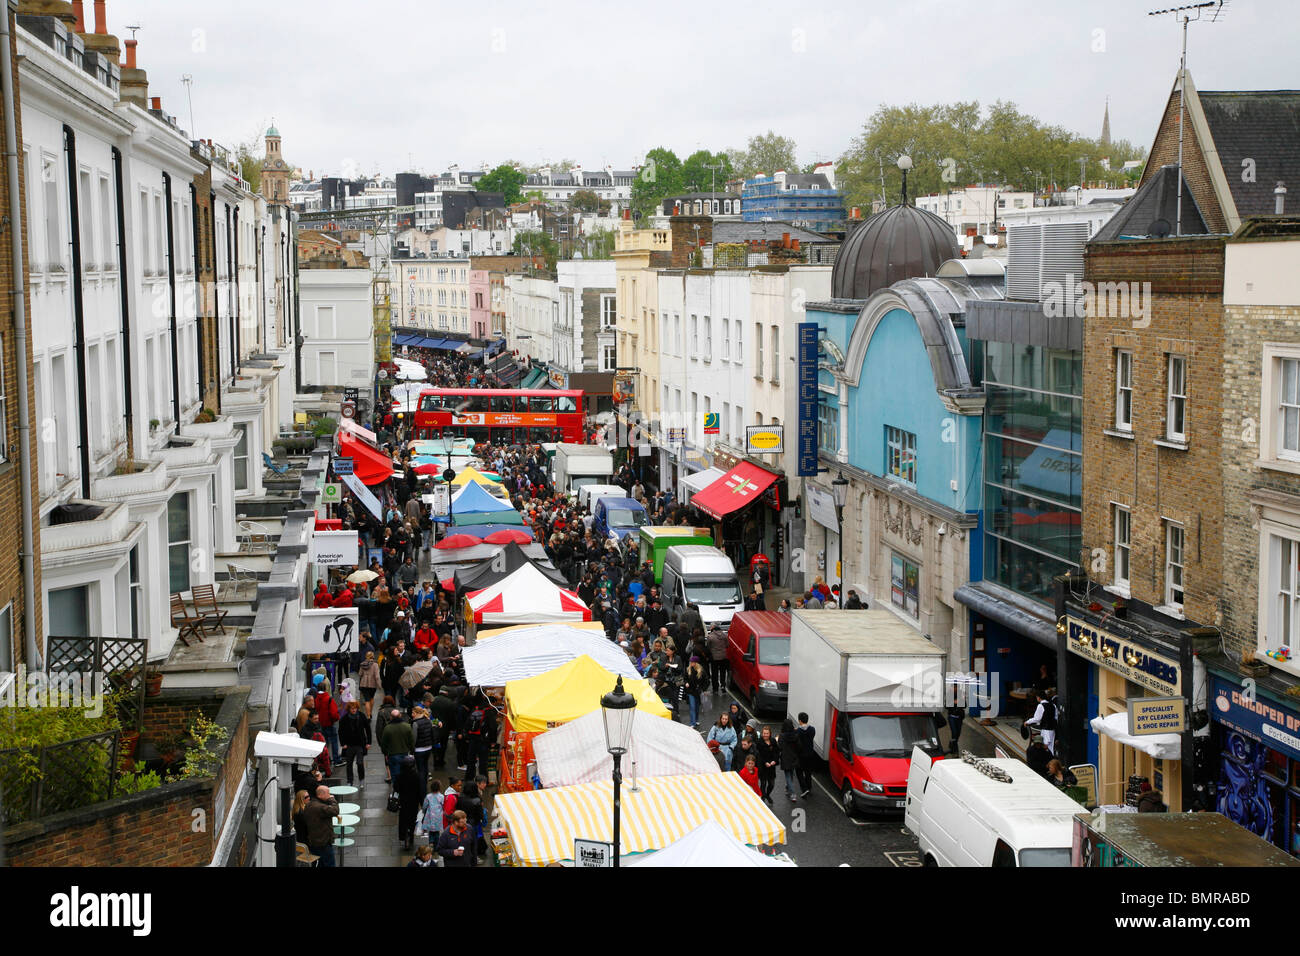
493;771;787;866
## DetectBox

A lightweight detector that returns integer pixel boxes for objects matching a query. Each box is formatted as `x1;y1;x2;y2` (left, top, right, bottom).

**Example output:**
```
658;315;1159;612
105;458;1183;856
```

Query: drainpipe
3;7;40;667
292;214;302;390
258;222;266;352
190;183;204;408
63;125;92;498
233;205;241;370
162;172;180;431
210;190;220;410
225;203;235;379
112;147;134;453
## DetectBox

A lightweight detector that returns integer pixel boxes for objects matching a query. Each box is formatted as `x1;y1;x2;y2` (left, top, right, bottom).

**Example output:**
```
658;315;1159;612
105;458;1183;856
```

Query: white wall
300;269;374;388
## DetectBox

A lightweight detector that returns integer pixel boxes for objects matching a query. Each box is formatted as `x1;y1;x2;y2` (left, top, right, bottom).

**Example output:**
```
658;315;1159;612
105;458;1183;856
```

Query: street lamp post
600;676;637;868
831;473;849;606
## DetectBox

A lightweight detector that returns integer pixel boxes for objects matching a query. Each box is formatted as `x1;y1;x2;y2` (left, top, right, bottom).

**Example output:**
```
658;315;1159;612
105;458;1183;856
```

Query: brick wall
669;216;711;268
1082;237;1227;625
191;158;220;412
1142;85;1229;234
0;6;43;662
139;692;221;749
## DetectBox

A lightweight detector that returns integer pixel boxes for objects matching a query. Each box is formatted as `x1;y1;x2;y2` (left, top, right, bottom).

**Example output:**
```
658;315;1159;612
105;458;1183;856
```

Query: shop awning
520;368;547;389
681;467;726;496
493;771;786;866
1090;712;1182;760
534;708;720;788
689;461;778;520
336;431;395;486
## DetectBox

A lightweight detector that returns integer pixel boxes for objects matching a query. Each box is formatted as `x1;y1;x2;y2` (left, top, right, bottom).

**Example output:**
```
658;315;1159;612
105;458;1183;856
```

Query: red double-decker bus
412;388;586;444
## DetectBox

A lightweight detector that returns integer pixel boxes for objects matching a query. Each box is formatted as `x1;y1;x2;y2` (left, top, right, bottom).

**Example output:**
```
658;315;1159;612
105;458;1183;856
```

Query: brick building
1059;71;1300;829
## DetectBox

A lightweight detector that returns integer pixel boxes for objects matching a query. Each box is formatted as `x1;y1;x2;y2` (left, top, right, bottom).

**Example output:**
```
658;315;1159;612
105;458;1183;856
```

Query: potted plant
144;668;164;697
1239;650;1271;679
1112;597;1128;619
149;418;161;432
193;407;217;424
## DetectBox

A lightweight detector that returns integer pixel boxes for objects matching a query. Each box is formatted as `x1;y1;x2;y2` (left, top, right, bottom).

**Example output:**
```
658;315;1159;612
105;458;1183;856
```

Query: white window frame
1166;354;1187;442
755;322;764;380
1163;521;1185;613
1115;349;1133;431
1112;504;1131;595
1259;344;1300;472
704;315;712;361
600;294;616;330
885;425;917;485
167;492;192;594
771;325;780;383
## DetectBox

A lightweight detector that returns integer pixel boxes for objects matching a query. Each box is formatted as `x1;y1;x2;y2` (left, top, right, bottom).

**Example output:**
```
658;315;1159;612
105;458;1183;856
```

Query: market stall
533;707;719;788
463;626;641;687
452;542;568;595
499;654;668;792
464;562;591;628
627;820;795;868
491;771;786;866
475;620;606;641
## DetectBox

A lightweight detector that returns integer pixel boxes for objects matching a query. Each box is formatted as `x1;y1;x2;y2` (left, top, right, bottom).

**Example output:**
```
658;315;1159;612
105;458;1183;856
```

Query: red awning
689;461;778;520
337;431;395;486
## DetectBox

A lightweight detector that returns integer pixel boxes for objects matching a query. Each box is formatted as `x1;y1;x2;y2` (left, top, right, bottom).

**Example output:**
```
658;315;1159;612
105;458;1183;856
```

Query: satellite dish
1148;218;1172;238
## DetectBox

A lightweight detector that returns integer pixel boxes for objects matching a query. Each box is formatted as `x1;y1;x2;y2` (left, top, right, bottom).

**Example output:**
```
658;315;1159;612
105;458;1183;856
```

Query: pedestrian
707;625;729;694
1045;759;1077;790
301;784;339;867
732;734;758;773
419;779;445;849
438;809;477;867
380;708;414;784
291;789;311;850
358;651;381;718
411;705;436;784
684;656;706;729
338;700;371;786
706;712;737;771
778;717;800;801
1022;687;1059;755
441;776;462;830
407;844;436;868
394;755;423;851
946;701;966;756
459;780;486;858
738;754;762;797
727;701;745;738
756;725;779;805
795;712;816;797
844;589;865;610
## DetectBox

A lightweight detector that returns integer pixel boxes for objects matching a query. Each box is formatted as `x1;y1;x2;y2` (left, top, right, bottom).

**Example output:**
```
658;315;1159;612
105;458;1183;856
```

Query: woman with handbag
755;725;779;806
706;712;737;771
683;657;707;729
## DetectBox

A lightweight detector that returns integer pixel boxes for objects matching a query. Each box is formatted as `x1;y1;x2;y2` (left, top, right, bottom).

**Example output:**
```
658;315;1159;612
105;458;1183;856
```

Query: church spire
1101;97;1111;151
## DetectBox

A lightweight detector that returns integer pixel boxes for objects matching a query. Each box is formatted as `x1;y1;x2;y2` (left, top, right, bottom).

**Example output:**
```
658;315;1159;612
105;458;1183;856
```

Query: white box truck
787;609;947;815
554;443;615;495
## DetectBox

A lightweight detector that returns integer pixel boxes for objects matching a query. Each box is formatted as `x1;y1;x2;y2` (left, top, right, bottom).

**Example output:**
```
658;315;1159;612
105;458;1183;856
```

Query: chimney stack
94;0;106;34
78;0;120;63
1277;182;1288;216
119;37;148;107
16;3;78;28
71;0;85;31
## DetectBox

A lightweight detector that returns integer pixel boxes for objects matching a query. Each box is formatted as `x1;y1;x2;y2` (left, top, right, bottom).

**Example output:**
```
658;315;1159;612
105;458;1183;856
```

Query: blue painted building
743;167;846;234
801;201;1002;669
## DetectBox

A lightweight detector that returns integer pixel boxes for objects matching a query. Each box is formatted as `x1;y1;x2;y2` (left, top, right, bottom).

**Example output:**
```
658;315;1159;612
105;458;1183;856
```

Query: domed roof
831;203;960;300
266;125;280;137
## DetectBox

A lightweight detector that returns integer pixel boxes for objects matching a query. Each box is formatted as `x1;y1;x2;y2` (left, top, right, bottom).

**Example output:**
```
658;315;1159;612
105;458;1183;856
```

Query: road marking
812;775;871;827
885;850;922;867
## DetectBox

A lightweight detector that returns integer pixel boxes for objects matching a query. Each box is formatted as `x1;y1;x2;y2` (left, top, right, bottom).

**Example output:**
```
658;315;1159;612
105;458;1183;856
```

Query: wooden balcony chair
190;584;229;635
170;592;207;647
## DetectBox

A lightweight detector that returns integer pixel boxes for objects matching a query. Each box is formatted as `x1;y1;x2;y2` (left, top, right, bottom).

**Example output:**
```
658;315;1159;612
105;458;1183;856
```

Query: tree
570;189;603;214
732;131;799;180
680;149;733;194
510;230;558;272
478;164;526;205
234;139;263;192
579;228;616;260
630;146;684;221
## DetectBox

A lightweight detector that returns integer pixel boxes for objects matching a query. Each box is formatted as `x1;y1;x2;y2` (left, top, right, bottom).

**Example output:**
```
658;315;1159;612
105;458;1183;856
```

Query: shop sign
703;412;720;435
548;369;567;389
309;530;361;567
343;387;360;403
1065;617;1181;696
301;607;361;656
667;428;687;443
1210;675;1300;761
1127;696;1186;736
321;483;342;505
805;482;839;530
573;839;614;868
613;371;636;407
332;458;355;476
1069;764;1098;807
796;322;819;476
340;473;383;520
746;424;784;455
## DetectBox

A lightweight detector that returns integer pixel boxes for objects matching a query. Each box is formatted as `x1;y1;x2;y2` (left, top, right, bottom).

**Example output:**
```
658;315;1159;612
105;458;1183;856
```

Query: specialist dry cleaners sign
1065;617;1182;696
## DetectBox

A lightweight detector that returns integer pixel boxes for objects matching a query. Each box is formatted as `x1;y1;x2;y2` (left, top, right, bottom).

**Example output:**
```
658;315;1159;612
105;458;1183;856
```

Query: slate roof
711;221;832;244
1092;164;1209;241
1199;91;1300;219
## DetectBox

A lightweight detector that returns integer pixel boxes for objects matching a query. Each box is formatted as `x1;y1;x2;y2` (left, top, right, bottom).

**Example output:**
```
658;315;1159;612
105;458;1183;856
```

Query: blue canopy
451;480;515;515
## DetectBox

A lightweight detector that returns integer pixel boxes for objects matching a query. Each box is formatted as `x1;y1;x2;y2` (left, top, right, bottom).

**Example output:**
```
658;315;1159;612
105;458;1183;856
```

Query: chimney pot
124;38;136;69
94;0;106;34
150;96;160;110
72;0;86;32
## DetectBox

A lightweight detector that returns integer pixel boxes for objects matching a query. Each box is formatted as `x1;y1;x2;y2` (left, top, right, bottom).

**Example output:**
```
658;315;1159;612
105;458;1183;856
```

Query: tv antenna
124;24;141;41
1148;2;1226;236
181;74;195;137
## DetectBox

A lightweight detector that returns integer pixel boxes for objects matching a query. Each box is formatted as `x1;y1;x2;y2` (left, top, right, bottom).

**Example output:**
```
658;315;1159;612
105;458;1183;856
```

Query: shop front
687;453;785;586
1204;669;1300;858
1062;611;1192;811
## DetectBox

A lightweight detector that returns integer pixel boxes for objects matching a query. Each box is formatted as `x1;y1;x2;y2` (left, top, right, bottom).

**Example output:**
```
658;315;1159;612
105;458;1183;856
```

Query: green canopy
452;510;526;527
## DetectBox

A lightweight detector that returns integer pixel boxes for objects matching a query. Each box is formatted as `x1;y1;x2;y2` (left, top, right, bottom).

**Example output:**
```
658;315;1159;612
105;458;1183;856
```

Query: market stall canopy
450;522;531;540
689;461;778;520
451;465;502;486
336;431;395;486
453;509;525;528
681;466;726;496
504;654;666;732
627;820;795;868
1090;712;1182;760
463;626;641;687
453;542;564;593
534;708;720;788
430;542;550;569
493;772;786;866
475;620;605;641
434;533;483;550
465;563;591;625
450;480;514;515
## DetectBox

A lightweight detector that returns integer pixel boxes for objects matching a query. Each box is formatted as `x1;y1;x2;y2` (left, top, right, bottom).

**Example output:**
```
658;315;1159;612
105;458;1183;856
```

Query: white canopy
681;467;725;498
1089;711;1182;760
393;358;428;381
628;820;796;868
534;708;721;789
465;561;590;624
462;625;640;686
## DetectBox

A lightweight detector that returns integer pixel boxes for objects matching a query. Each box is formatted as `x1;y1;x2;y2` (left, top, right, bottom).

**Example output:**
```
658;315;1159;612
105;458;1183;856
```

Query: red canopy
337;431;395;486
434;533;483;550
689;461;778;520
483;528;533;545
414;463;442;475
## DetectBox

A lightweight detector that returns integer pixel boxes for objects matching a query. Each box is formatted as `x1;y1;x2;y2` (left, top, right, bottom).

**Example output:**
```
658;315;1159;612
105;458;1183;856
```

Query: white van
905;748;1079;867
661;545;743;628
578;484;627;511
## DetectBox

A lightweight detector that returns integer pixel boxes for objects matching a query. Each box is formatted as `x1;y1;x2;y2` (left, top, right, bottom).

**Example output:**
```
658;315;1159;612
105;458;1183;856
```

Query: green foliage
570;189;609;215
478;164;527;205
116;762;164;795
680;149;733;194
178;711;229;780
732;131;799;180
234;138;263;192
630;147;684;222
837;100;1146;211
312;417;338;438
577;228;616;260
510;230;559;272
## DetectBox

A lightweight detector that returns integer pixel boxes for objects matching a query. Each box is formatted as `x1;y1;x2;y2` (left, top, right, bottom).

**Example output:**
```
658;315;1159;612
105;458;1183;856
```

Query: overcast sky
108;0;1288;179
